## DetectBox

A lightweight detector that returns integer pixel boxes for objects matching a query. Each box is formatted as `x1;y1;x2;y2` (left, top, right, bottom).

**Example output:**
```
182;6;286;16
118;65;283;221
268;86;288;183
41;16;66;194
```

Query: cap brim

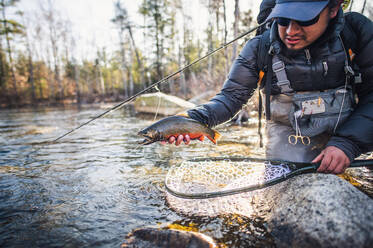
267;1;329;22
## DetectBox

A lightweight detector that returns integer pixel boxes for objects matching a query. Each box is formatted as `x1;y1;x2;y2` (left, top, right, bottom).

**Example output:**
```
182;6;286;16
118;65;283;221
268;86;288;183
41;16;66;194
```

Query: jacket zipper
305;49;311;64
323;61;328;76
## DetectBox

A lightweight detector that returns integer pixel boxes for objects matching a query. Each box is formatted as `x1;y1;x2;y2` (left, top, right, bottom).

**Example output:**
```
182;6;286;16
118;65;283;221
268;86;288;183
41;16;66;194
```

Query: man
166;0;373;174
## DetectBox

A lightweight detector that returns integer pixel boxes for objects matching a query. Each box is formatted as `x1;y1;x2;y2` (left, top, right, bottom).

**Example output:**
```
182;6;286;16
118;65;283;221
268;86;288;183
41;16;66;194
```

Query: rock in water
133;92;195;116
165;166;373;247
252;173;373;248
122;227;216;248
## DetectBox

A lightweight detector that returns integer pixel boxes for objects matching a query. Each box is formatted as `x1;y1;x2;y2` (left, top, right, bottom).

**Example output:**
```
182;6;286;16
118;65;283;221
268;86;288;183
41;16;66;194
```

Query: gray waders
265;94;330;163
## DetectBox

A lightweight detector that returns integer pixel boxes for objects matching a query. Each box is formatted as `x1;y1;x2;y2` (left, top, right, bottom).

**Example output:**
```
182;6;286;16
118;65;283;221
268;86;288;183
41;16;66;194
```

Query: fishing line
153;86;162;121
21;22;267;161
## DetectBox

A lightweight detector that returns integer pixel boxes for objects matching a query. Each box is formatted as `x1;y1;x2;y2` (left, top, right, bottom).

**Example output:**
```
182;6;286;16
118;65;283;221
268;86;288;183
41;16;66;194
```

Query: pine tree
0;0;23;103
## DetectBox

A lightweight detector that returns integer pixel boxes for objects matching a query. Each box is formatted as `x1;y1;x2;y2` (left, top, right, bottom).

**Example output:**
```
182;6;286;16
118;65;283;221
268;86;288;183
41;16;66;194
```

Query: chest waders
261;35;356;163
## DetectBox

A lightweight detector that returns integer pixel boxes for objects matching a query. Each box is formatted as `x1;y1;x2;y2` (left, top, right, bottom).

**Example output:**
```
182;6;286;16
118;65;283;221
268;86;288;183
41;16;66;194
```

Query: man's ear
329;1;343;19
329;6;339;18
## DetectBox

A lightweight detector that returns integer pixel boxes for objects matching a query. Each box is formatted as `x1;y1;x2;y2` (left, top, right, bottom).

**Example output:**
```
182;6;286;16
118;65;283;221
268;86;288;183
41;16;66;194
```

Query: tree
139;0;173;81
232;0;240;62
0;0;23;103
19;11;36;103
361;0;367;14
112;5;130;98
42;0;65;101
0;31;7;89
112;1;145;91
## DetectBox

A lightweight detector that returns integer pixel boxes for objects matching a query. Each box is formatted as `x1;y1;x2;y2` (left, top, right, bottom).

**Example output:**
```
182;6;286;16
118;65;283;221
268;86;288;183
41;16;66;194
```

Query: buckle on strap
277;80;293;93
344;65;354;76
272;60;286;73
277;80;291;87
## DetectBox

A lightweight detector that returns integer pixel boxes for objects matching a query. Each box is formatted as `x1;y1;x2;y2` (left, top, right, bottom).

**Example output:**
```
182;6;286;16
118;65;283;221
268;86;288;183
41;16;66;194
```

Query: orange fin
198;135;205;141
207;130;221;144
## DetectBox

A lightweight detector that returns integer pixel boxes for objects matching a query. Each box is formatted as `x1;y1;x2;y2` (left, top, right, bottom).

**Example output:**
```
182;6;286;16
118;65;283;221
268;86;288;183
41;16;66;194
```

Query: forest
0;0;371;108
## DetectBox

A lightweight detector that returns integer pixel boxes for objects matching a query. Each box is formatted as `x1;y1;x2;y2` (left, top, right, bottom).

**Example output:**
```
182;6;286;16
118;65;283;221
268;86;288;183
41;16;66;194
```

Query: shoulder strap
340;13;362;84
257;30;271;74
340;12;358;53
256;30;271;146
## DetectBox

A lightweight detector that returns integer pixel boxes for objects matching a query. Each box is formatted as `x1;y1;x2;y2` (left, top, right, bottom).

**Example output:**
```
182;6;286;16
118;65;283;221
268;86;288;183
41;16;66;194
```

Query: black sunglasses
277;13;321;27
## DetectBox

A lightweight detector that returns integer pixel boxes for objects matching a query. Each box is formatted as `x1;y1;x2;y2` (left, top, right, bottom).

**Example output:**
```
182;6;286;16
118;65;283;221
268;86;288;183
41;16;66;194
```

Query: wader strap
265;50;273;121
272;55;294;94
258;71;264;147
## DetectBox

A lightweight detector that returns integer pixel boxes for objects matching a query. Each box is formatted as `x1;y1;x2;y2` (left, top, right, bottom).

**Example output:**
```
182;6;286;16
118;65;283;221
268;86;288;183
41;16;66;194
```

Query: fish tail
207;130;221;144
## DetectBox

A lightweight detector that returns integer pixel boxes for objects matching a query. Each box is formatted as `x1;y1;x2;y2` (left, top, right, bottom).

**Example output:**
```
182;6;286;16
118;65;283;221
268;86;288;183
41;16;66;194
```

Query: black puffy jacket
187;11;373;161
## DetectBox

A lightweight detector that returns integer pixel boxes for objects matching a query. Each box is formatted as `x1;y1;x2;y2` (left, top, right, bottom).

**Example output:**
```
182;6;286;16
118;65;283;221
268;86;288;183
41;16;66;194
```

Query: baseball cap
267;0;330;22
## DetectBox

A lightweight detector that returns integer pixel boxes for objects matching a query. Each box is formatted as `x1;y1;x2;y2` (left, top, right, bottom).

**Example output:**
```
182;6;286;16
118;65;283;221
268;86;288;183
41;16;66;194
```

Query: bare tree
349;0;354;12
42;0;64;100
232;0;240;62
0;31;7;93
362;0;367;14
222;0;229;75
113;1;145;90
19;11;37;103
206;0;214;78
113;10;129;98
139;0;173;81
72;57;81;104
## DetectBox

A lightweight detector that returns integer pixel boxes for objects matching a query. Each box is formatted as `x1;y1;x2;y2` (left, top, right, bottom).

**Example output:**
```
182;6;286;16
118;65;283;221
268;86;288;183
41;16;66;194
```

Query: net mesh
165;158;291;216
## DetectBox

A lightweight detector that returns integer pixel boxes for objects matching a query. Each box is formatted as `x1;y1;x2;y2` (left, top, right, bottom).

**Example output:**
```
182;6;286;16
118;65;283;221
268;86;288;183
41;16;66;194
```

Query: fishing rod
45;21;268;145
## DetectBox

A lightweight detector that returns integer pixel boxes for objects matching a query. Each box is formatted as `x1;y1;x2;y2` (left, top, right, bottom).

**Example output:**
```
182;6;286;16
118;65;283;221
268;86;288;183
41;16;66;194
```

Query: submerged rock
252;173;373;248
133;92;195;116
122;227;216;248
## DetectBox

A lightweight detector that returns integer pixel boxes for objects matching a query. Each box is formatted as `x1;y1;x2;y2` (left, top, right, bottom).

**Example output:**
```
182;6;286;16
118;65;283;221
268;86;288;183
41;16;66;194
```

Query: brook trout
138;116;221;145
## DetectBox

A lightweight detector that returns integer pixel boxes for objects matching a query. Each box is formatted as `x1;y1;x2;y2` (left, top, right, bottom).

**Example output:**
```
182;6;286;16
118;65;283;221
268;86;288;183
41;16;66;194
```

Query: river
0;104;371;247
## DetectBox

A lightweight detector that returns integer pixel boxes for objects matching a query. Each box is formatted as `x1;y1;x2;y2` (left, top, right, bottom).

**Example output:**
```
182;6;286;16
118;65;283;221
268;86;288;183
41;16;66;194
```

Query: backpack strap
256;30;271;146
272;55;294;94
340;12;362;84
257;30;271;73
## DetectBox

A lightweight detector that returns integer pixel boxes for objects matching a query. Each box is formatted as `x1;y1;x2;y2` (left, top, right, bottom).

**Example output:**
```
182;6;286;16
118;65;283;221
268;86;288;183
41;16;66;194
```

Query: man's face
278;7;338;50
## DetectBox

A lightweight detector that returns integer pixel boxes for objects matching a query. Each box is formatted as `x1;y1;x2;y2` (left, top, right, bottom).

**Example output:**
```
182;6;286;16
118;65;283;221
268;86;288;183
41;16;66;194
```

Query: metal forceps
288;111;311;146
288;134;311;145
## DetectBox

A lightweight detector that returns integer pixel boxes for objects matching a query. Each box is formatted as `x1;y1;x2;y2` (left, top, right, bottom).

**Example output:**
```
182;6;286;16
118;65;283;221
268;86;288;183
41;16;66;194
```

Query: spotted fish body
138;116;221;145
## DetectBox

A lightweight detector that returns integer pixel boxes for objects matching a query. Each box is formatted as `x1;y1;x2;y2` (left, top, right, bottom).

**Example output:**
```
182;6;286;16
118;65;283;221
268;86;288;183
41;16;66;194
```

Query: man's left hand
312;146;351;174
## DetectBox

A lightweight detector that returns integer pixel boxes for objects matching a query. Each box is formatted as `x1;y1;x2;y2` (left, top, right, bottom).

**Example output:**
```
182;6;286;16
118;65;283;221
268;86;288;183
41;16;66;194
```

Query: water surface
0;105;371;247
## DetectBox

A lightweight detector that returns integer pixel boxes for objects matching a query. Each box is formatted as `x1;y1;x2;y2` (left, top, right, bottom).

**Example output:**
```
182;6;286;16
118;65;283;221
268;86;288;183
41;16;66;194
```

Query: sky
15;0;261;60
14;0;368;61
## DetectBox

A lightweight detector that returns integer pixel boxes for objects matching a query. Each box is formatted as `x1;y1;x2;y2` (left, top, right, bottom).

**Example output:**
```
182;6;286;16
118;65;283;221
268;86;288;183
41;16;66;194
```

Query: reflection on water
0;105;371;247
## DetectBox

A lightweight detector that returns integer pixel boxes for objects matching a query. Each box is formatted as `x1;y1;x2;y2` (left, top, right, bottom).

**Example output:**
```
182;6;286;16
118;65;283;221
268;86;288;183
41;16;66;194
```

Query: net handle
187;157;373;169
313;159;373;170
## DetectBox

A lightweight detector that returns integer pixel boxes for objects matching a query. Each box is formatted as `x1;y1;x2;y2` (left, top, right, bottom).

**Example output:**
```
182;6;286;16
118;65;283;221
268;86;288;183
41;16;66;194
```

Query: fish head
138;127;161;145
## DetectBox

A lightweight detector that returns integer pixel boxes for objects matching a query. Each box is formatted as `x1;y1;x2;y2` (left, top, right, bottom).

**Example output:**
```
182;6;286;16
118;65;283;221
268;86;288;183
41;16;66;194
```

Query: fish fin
213;130;221;142
176;112;189;117
207;130;221;144
198;135;205;141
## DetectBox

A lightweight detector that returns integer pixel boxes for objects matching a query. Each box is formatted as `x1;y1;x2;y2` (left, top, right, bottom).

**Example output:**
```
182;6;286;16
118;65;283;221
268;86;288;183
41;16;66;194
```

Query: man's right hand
161;134;191;146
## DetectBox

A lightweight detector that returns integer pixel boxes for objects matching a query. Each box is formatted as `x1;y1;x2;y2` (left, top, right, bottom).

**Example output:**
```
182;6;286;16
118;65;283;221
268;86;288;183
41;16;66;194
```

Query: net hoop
164;157;308;200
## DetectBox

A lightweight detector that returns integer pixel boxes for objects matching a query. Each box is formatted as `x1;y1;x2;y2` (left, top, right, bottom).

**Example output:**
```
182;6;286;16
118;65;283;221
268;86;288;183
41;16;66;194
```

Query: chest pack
254;4;361;144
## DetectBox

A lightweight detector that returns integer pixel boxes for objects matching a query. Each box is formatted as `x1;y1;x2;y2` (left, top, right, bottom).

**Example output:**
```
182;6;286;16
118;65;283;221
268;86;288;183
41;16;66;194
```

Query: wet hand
161;134;191;146
312;146;350;174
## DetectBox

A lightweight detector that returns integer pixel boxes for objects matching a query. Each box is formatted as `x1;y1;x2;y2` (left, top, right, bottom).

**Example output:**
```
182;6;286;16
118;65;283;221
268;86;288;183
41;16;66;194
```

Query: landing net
165;157;292;216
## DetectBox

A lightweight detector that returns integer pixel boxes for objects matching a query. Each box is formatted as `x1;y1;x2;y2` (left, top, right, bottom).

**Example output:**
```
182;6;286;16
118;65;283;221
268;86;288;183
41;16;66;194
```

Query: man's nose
286;20;301;35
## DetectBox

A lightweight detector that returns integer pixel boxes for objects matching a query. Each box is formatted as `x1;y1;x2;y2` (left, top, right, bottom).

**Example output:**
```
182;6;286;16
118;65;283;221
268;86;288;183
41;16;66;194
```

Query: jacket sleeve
187;36;262;128
327;12;373;161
